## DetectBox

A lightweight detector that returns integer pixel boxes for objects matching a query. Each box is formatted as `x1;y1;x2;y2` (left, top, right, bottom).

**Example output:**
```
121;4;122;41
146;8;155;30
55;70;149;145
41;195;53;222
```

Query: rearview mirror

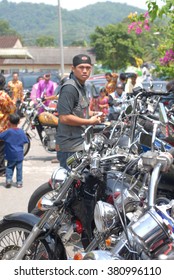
139;132;152;150
125;104;133;116
83;125;94;152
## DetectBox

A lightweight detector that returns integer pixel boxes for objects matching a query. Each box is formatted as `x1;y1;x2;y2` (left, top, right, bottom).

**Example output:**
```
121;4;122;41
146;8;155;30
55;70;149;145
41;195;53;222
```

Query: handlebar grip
130;87;170;98
147;91;170;96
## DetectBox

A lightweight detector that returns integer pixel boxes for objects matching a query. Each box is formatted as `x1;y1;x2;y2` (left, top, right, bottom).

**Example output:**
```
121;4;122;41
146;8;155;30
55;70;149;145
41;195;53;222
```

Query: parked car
88;74;106;81
86;78;106;98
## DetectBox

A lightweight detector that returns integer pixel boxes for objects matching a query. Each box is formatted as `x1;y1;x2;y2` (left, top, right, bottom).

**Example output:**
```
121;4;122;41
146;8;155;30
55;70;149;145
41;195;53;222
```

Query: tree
127;0;174;78
69;40;88;47
147;0;174;78
35;36;55;47
0;19;17;36
90;23;143;71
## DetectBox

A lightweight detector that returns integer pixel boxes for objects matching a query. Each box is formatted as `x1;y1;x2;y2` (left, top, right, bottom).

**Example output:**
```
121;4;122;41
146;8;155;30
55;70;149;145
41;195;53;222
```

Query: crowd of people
89;70;142;121
0;71;59;187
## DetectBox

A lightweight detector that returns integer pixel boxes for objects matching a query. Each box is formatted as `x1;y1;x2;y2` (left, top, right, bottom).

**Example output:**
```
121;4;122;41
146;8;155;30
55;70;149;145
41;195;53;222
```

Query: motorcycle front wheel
0;221;52;260
28;182;56;215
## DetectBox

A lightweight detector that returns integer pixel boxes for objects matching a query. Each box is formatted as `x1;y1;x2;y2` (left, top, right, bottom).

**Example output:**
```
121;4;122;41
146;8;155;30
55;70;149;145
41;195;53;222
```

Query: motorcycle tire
24;134;31;157
0;220;53;260
28;182;54;215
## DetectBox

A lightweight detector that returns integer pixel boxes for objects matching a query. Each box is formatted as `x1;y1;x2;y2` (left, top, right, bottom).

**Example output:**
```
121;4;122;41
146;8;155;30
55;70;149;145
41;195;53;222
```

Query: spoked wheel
0;222;51;260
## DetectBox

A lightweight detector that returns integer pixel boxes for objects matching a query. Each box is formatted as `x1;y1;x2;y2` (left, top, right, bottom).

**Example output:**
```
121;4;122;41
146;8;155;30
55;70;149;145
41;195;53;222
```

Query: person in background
89;87;109;115
125;73;142;94
7;72;24;115
98;87;109;115
34;74;58;164
108;82;127;120
119;73;127;90
36;73;57;112
56;54;104;170
30;75;44;102
0;113;29;188
0;74;16;177
89;95;100;113
142;63;152;82
112;72;119;87
105;72;118;94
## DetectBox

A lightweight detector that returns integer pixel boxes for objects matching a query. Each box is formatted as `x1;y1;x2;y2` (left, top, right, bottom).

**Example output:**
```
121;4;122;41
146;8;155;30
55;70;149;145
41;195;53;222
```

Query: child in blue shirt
0;113;29;188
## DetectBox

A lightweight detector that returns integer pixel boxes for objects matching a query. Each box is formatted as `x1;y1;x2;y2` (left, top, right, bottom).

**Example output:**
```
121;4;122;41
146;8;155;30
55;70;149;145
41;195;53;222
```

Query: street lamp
58;0;64;77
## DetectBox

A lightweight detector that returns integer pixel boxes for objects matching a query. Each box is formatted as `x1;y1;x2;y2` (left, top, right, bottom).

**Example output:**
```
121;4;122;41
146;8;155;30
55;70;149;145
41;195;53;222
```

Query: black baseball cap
73;54;92;67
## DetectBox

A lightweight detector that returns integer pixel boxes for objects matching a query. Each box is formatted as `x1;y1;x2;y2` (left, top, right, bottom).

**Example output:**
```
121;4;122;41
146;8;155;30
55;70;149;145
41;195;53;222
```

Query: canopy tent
0;48;33;59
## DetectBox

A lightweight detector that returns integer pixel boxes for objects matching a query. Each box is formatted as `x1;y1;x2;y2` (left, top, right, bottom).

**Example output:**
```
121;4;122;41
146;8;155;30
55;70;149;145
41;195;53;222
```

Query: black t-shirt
57;84;78;115
56;79;87;152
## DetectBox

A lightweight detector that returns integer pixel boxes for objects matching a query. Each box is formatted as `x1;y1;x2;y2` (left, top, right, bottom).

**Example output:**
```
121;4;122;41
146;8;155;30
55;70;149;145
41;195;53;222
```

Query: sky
6;0;164;11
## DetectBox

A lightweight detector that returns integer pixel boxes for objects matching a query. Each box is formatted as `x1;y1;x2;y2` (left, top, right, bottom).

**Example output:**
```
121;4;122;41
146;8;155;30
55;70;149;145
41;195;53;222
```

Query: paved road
0;133;59;219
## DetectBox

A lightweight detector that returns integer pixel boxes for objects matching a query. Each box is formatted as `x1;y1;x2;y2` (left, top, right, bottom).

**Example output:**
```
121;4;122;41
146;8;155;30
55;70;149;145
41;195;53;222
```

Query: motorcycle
21;98;58;156
79;147;174;260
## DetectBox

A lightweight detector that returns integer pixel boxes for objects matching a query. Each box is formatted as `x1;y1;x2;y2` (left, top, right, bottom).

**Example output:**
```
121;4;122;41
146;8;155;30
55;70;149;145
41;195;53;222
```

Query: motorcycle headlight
50;167;68;190
94;201;117;233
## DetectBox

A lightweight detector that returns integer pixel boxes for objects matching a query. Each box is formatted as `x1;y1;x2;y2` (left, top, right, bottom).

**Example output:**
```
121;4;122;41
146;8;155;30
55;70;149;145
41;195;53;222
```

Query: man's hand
89;115;102;125
94;112;105;122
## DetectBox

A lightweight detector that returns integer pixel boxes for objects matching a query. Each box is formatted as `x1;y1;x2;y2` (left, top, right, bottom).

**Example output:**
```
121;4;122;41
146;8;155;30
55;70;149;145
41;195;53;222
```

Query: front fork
14;208;56;260
14;176;75;259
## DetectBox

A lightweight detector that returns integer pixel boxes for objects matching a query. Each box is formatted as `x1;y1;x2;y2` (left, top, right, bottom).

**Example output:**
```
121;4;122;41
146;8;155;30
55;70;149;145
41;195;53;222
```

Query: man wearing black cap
56;54;103;169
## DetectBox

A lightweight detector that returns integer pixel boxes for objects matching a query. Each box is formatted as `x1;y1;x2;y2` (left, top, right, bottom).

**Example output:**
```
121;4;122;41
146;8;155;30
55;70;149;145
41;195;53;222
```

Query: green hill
0;0;145;45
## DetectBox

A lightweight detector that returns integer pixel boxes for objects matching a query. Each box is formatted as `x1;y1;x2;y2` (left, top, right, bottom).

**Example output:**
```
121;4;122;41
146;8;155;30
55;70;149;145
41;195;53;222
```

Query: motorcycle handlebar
130;87;170;98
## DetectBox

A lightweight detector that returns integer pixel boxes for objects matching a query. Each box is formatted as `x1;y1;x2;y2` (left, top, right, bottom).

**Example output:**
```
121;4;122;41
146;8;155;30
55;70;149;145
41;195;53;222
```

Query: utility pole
58;0;64;78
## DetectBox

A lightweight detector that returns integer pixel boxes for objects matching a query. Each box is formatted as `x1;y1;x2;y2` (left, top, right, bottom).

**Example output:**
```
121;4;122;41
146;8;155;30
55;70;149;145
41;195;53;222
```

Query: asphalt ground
0;131;59;219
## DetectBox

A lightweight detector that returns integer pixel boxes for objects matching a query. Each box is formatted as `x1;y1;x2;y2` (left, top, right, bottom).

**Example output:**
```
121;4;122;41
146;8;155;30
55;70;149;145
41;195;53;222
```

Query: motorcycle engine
42;127;57;151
